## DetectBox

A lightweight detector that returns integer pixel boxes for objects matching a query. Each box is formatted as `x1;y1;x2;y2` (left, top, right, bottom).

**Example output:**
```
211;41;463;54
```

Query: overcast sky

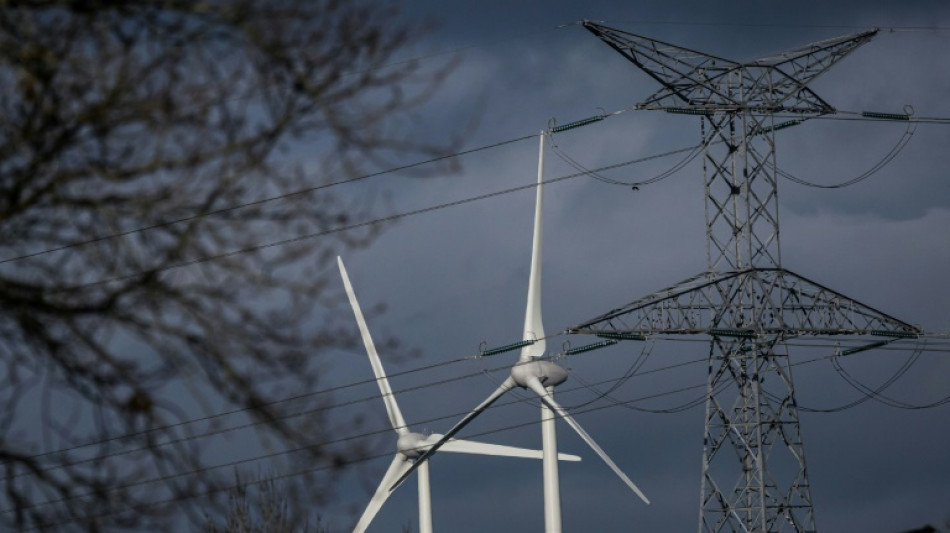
320;2;950;531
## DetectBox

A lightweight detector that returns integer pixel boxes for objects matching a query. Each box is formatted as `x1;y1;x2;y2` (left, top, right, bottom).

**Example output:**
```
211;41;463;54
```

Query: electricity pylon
570;22;921;532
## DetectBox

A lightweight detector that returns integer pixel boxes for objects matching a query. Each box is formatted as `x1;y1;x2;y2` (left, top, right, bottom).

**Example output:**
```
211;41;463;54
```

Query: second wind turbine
393;131;650;532
339;257;580;533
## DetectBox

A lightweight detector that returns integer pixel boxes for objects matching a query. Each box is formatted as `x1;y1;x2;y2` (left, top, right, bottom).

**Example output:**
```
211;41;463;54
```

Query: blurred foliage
0;0;452;530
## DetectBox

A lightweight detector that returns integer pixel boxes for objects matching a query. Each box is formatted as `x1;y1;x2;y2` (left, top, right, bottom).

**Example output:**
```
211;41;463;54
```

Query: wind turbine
337;257;581;533
392;131;650;532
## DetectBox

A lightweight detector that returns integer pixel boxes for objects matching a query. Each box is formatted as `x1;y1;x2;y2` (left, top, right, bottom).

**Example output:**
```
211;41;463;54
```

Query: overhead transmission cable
566;334;950;414
823;339;950;410
555;338;657;410
39;338;937;531
547;128;705;188
3;328;595;479
8;331;672;483
4;17;950;269
655;334;950;352
8;331;758;487
5;364;724;521
9;335;947;521
0;375;753;532
0;110;622;271
807;109;950;125
774;110;918;189
1;104;647;267
579;19;950;33
12;353;479;466
3;361;496;484
547;104;939;190
0;134;537;266
15;328;950;480
762;341;945;412
55;142;701;293
24;374;709;532
7;103;950;269
22;330;946;484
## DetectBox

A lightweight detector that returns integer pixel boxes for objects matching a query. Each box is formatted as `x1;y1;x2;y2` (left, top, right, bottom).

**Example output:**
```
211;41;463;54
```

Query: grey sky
324;2;950;531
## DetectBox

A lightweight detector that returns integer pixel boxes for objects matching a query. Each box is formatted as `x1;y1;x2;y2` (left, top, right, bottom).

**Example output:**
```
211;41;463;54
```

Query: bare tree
0;1;453;530
203;472;329;533
203;471;415;533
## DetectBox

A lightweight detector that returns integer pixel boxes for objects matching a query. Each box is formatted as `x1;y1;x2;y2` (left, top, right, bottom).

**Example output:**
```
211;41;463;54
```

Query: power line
7;333;946;525
9;370;731;527
11;354;477;466
15;330;950;477
0;330;708;487
785;112;950;125
580;19;950;33
776;119;917;188
548;131;704;188
2;356;704;518
0;134;537;266
12;330;947;492
4;333;680;483
654;334;950;352
8;329;578;477
4;362;503;484
27;334;942;531
7;104;950;270
53;145;701;293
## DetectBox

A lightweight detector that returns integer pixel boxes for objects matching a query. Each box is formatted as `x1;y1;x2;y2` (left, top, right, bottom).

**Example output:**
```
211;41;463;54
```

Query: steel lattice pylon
574;22;920;532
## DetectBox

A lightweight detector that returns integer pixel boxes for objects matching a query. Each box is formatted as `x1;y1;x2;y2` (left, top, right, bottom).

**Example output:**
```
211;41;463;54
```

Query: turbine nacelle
511;359;568;389
397;432;445;459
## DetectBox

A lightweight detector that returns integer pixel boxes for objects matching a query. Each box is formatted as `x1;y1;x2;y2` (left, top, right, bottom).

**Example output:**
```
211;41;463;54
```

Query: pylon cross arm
566;269;920;337
583;21;877;114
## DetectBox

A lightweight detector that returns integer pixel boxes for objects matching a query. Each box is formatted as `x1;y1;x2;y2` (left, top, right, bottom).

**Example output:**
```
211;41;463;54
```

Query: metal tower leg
699;335;815;532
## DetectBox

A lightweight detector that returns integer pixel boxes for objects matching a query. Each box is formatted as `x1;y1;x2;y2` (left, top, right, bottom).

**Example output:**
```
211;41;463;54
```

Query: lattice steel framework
575;22;920;532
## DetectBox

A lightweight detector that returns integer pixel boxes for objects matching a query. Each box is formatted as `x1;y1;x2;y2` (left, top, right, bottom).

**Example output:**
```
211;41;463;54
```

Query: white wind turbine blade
520;131;547;362
390;376;517;490
338;256;409;435
353;454;413;533
437;437;581;461
525;378;651;505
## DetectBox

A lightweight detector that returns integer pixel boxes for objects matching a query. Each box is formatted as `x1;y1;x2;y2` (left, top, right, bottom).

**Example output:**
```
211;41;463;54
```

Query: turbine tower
338;257;580;533
570;22;921;532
